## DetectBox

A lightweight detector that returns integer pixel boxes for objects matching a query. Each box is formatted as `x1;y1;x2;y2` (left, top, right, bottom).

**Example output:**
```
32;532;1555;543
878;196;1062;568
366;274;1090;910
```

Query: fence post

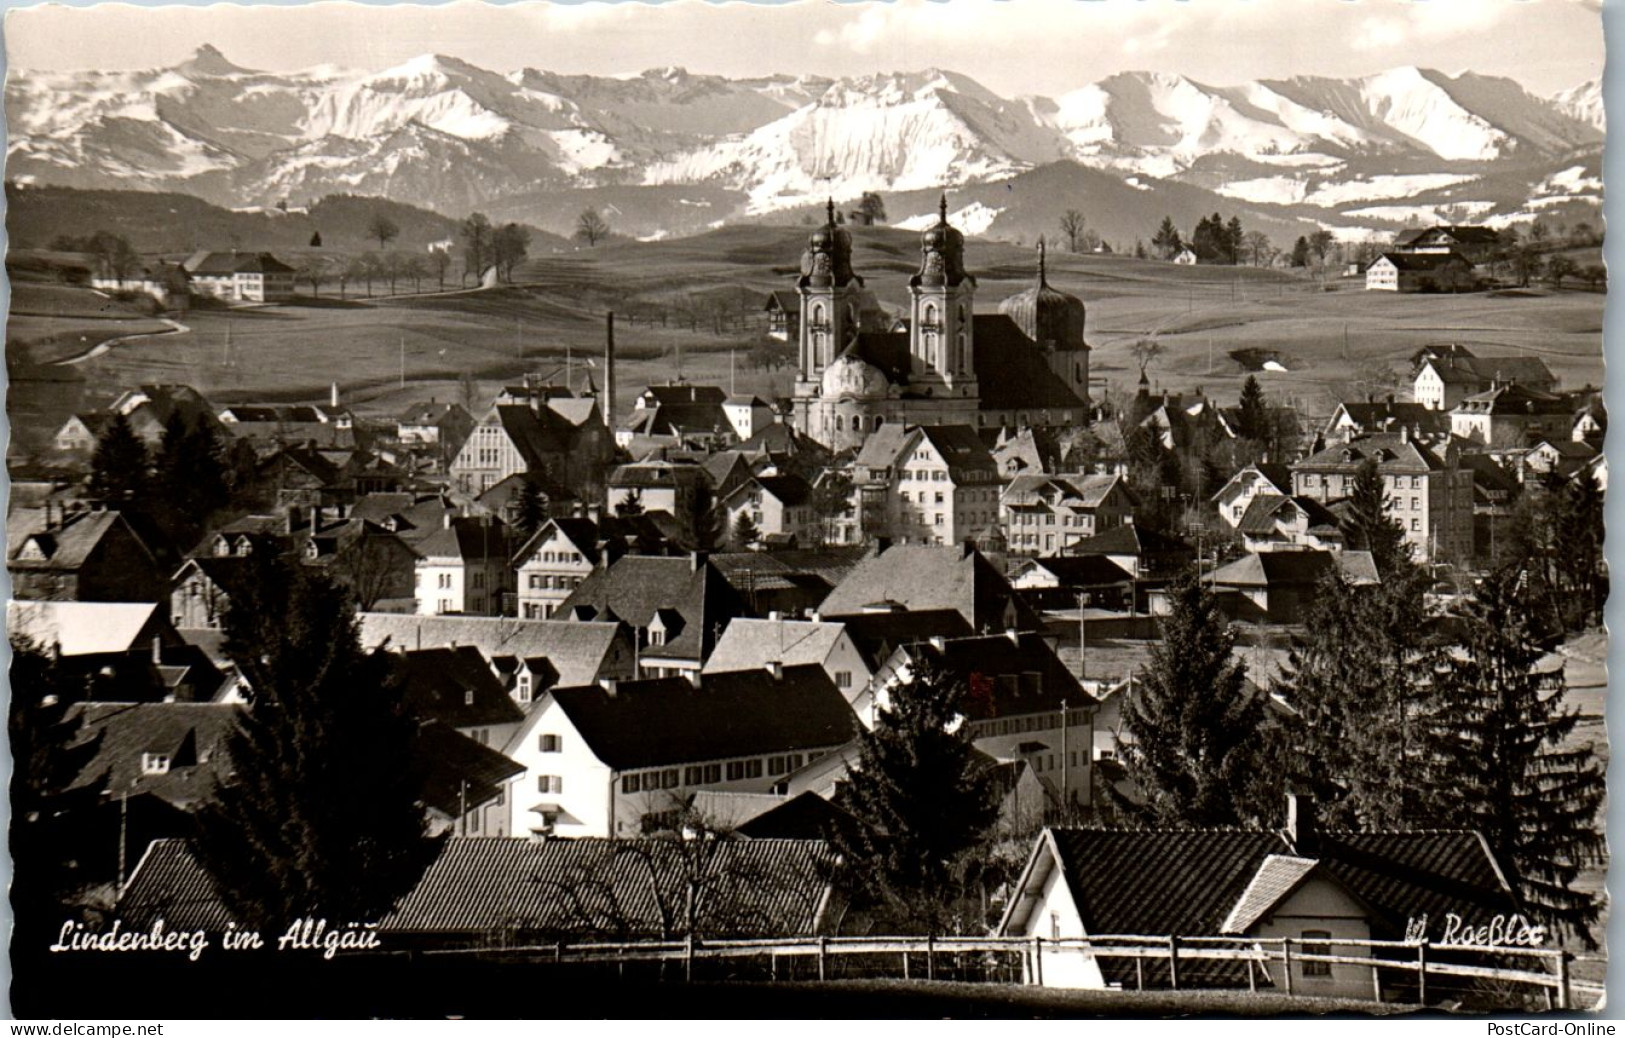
554;941;562;964
926;935;935;981
1247;958;1256;993
1282;939;1294;997
1556;951;1571;1011
1371;964;1381;1003
1167;935;1179;990
1136;955;1144;991
1032;935;1044;986
903;950;910;981
818;936;828;982
684;933;694;983
1416;942;1427;1007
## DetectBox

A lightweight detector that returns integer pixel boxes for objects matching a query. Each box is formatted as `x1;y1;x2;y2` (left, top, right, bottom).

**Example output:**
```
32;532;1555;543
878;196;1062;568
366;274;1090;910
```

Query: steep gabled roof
558;555;745;662
64;702;241;807
400;646;525;728
417;516;512;563
1294;433;1446;474
703;619;847;675
817;544;1036;631
899;631;1086;721
8;600;165;657
358;614;626;688
549;665;857;770
413;720;525;817
971;314;1090;411
1422;354;1555;386
1066;524;1190;557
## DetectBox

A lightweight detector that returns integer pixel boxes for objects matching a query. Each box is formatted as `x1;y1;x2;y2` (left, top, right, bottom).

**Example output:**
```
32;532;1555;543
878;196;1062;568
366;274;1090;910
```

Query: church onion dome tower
799;199;861;289
1000;240;1086;350
910;195;973;289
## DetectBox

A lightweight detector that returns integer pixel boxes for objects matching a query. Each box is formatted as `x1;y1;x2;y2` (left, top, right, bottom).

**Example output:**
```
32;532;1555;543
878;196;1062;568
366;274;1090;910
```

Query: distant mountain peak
177;43;250;77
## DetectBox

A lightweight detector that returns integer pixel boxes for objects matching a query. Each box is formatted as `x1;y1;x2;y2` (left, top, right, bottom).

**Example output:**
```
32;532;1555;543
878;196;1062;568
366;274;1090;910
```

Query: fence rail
419;932;1590;1009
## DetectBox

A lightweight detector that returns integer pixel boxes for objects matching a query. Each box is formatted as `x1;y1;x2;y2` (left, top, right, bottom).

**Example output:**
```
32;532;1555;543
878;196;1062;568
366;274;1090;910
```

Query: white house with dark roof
181;251;296;302
414;515;514;617
511;518;602;619
1413;353;1556;411
1212;464;1294;529
999;796;1521;999
1001;473;1136;557
719;473;817;546
501;665;857;838
854;424;1002;547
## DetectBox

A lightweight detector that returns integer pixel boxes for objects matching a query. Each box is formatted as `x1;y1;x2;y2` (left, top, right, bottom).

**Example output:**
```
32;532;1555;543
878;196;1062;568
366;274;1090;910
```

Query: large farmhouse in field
182;251;296;302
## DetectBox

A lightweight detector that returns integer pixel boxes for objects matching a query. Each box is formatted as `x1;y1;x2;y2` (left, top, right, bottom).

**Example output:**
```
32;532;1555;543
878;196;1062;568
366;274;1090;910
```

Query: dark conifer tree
828;655;999;933
1290;236;1311;268
1151;216;1182;259
1235;375;1270;444
1112;575;1272;826
512;476;548;542
9;637;105;953
1270;572;1437;829
153;412;230;549
1426;568;1606;946
730;511;761;550
1338;458;1409;577
1554;471;1604;629
192;555;439;931
88;412;150;508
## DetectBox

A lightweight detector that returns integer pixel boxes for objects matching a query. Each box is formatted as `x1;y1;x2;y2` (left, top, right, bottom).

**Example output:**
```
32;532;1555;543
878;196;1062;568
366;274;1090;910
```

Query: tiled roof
184;251;296;275
1332;401;1450;436
1014;555;1134;588
400;647;526;729
550;664;857;770
413;720;524;817
1294;434;1446;474
702;619;846;675
558;555;745;662
1374;251;1473;272
832;609;975;670
1066;524;1190;557
119;836;834;940
738;791;846;840
817;544;1036;631
64;702;241;808
1221;854;1320;933
511;517;603;568
639;383;728;408
417;516;513;562
1423;354;1555;386
358;614;625;688
900;632;1086;722
8;510;137;570
8;600;163;657
1236;494;1339;537
971;314;1090;411
1453;381;1571;416
1206;550;1378;589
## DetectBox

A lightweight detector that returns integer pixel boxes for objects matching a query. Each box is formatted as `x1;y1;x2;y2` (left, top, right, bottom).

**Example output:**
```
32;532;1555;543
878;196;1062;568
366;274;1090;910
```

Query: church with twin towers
789;197;1094;452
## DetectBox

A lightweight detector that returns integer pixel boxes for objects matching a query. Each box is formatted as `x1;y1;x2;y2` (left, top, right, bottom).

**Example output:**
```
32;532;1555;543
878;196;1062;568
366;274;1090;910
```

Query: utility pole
1077;592;1088;682
399;334;405;388
1060;697;1070;821
117;791;129;888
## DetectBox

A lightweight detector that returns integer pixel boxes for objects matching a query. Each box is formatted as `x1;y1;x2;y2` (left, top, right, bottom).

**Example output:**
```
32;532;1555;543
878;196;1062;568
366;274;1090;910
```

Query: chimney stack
599;678;618;697
151;636;163;666
330;381;340;409
1285;793;1317;853
766;660;783;680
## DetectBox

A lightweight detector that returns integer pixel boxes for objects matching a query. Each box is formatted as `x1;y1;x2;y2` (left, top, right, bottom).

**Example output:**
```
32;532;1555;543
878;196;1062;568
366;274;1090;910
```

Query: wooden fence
421;933;1598;1009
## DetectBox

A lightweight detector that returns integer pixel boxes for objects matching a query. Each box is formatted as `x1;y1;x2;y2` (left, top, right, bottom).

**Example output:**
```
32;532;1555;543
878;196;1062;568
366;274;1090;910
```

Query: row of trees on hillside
1149;213;1278;265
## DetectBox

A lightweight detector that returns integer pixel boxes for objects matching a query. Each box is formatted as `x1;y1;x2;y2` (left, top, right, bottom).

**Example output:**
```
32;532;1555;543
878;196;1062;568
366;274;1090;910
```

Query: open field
6;223;1605;454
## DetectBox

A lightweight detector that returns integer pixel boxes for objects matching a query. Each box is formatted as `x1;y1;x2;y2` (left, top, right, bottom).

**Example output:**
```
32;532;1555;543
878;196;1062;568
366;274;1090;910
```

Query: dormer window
464;689;475;706
304;540;320;561
213;537;231;557
141;753;171;776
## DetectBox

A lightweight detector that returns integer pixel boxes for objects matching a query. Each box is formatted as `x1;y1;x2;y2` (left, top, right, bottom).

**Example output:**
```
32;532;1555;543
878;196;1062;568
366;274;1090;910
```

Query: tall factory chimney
602;311;617;430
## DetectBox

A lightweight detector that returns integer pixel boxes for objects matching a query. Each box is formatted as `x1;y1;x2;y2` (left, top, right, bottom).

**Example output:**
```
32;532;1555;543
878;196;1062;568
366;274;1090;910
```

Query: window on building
1301;931;1332;977
464;689;475;706
684;766;703;785
703;764;722;784
663;769;680;789
538;775;563;794
1412;519;1421;531
539;734;561;753
726;761;746;781
141;753;171;776
835;671;853;688
622;774;641;793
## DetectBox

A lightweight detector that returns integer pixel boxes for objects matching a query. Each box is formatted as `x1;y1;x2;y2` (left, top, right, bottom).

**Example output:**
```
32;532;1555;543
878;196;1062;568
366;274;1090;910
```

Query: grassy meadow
5;222;1605;454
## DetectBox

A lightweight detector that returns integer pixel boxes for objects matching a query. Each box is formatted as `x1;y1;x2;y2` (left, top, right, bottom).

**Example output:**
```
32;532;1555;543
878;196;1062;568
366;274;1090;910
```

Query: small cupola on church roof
998;240;1087;351
799;198;860;289
910;194;972;289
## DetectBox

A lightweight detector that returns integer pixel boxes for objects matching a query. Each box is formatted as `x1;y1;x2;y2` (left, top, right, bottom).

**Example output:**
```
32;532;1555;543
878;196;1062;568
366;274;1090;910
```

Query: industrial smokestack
603;311;617;431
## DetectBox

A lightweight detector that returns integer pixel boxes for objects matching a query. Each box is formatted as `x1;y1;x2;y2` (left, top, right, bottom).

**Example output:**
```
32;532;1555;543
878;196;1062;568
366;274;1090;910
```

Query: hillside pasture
4;223;1603;455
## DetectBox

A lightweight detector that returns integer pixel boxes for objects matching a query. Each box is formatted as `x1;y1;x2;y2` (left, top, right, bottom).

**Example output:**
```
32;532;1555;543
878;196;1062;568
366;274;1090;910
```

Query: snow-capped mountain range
5;45;1603;238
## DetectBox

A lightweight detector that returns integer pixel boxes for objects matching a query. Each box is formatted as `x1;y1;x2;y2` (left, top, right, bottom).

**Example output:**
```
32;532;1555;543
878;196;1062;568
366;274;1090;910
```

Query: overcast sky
3;0;1605;97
